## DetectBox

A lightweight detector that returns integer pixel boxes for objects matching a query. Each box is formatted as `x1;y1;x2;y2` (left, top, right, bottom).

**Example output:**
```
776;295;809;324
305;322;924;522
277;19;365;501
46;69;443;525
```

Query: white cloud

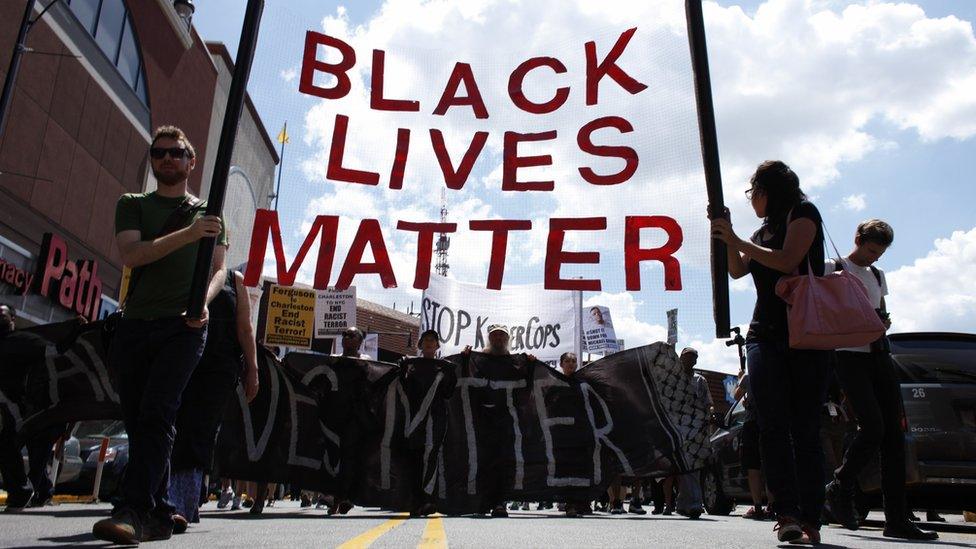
280;67;298;83
886;227;976;334
839;193;867;211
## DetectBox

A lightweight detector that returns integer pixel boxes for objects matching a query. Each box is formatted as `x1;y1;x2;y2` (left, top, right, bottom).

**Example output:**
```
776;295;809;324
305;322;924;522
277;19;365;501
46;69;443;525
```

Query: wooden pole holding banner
186;0;265;318
685;0;731;338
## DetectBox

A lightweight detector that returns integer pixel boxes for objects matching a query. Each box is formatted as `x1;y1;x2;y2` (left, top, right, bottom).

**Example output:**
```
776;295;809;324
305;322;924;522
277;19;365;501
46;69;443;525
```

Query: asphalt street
1;502;973;548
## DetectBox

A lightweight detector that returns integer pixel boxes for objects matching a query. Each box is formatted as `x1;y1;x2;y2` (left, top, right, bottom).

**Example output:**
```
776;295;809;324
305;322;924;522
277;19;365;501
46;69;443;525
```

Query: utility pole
0;0;64;141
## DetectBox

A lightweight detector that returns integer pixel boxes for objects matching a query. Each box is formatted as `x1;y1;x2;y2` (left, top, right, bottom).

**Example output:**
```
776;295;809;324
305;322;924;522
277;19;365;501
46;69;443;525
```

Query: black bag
102;196;202;347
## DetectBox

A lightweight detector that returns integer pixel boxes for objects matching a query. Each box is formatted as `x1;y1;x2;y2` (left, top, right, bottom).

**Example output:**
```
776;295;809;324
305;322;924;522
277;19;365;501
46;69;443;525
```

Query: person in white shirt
823;220;936;541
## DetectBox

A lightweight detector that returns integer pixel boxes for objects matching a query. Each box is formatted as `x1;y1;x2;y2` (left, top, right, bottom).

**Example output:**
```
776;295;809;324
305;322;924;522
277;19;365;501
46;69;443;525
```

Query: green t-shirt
114;192;229;320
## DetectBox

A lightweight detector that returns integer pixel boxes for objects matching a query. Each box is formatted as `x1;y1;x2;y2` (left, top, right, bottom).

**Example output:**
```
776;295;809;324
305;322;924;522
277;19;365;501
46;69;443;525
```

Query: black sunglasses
149;147;190;160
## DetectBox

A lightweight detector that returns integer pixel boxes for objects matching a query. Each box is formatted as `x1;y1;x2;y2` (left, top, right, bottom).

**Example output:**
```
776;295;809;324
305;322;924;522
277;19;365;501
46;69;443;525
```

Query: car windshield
73;420;127;439
891;336;976;383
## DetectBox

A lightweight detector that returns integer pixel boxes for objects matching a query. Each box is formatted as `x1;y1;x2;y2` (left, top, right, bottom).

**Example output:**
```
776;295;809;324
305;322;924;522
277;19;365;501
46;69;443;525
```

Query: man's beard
152;165;189;186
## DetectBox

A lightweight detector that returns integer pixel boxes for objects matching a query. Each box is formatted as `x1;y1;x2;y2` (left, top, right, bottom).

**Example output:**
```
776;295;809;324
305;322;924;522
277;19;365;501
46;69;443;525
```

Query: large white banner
420;275;579;362
583;305;620;355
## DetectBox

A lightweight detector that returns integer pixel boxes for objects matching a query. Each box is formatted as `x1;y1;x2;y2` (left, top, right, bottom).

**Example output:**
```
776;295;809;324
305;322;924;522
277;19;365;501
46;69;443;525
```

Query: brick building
0;0;276;326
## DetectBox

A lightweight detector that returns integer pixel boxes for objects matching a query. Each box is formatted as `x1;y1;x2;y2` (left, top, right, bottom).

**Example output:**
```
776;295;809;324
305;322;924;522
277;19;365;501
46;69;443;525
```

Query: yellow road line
418;515;447;549
336;513;409;549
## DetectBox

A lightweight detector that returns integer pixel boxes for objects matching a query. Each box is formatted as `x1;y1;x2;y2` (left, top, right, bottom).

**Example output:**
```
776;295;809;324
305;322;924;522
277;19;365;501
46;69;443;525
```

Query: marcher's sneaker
28;494;55;508
628;501;647;515
491;505;508;518
249;498;265;515
3;491;33;514
662;505;674;516
217;488;234;509
774;516;804;543
610;501;626;515
564;504;579;518
557;502;566;512
142;513;174;542
172;514;188;535
824;480;858;530
508;501;520;511
328;499;353;515
242;497;254;509
744;506;768;520
883;520;939;541
651;506;663;515
926;510;946;522
300;493;312;508
92;508;143;545
677;508;703;519
789;522;821;545
580;503;594;516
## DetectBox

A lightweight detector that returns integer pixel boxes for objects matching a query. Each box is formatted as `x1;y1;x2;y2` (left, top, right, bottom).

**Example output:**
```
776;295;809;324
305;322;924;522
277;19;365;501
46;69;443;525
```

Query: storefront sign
0;257;33;295
34;233;104;322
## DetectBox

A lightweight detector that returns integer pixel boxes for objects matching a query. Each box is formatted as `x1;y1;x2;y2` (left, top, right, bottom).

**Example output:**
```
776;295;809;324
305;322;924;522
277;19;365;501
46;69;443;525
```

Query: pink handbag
774;225;886;350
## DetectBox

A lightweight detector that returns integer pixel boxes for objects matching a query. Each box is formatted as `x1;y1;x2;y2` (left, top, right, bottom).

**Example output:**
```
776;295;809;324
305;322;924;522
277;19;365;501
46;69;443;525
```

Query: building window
66;0;149;106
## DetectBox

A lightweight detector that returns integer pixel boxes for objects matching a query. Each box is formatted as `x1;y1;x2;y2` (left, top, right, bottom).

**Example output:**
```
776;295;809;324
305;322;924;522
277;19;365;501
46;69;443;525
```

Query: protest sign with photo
420;274;579;362
582;305;620;354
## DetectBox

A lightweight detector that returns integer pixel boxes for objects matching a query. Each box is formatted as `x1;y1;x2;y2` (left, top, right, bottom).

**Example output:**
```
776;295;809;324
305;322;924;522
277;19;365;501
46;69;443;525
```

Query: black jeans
0;415;63;503
26;424;66;503
833;351;906;520
171;354;240;472
111;317;206;517
0;421;30;501
746;338;829;525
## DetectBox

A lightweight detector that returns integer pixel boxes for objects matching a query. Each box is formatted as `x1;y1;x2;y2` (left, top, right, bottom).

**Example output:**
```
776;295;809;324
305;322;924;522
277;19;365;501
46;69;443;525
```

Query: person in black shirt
401;330;456;516
711;161;830;544
0;304;72;513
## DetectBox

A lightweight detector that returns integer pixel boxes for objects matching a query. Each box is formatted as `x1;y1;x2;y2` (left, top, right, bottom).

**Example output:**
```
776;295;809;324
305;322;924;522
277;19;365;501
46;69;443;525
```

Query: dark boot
92;507;143;545
825;480;858;530
884;520;939;541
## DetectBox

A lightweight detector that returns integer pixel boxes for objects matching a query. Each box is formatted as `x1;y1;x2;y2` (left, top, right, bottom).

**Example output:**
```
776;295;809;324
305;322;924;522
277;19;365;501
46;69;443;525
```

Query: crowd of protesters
0;129;949;546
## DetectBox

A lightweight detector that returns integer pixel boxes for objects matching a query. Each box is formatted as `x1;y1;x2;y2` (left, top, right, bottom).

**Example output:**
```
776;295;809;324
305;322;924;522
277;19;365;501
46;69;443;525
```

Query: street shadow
861;519;976;536
13;508;110;519
200;510;404;521
23;532;120;548
840;532;972;548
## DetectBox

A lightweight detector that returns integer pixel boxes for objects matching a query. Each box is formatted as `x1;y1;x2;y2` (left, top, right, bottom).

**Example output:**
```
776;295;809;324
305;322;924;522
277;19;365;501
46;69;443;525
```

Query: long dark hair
750;160;806;229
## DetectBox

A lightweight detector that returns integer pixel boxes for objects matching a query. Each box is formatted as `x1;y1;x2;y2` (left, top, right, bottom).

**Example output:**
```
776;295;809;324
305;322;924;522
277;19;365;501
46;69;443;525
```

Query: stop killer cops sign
421;274;579;362
242;3;714;340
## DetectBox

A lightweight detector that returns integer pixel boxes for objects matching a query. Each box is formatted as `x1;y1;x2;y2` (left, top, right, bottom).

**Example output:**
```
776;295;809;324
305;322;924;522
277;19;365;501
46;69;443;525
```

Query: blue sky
193;1;976;372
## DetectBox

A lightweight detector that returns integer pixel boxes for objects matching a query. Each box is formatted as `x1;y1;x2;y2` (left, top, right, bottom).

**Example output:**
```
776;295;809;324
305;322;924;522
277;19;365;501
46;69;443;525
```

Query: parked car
702;332;976;515
14;433;83;488
59;420;129;497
